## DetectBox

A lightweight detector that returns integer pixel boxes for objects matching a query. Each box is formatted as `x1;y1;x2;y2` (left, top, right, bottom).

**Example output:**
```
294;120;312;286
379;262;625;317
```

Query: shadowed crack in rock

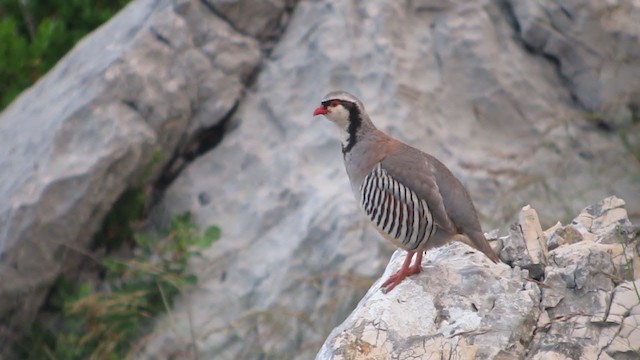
149;0;300;205
199;0;252;38
152;99;239;206
149;25;173;48
495;0;578;110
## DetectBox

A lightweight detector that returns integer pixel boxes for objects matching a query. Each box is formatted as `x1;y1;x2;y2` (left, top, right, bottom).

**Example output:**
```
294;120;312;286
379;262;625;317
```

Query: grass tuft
16;212;219;360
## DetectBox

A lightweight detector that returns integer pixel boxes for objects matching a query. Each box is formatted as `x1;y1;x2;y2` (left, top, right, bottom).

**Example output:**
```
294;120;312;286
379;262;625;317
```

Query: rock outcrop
0;0;291;350
138;0;640;358
317;196;640;359
506;0;640;116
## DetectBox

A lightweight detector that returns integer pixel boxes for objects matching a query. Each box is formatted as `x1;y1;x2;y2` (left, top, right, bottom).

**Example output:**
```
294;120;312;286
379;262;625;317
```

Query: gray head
313;90;373;153
313;91;366;128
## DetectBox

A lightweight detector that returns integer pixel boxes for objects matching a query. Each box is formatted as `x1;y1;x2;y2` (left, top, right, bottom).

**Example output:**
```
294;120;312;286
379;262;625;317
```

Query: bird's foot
381;264;422;293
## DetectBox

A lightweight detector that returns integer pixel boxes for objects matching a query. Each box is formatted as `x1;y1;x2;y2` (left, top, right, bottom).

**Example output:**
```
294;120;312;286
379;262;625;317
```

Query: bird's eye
330;100;340;107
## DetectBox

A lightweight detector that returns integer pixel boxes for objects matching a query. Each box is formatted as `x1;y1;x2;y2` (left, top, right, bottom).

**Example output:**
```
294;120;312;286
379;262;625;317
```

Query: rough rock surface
203;0;295;42
138;0;640;358
317;245;540;359
0;0;292;350
318;196;640;359
136;83;393;359
506;0;640;116
500;205;548;279
531;197;640;360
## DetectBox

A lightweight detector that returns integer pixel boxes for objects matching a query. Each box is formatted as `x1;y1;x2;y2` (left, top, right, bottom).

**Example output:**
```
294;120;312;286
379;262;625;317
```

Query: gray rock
506;0;640;116
0;0;267;349
520;205;549;266
500;205;548;279
545;197;638;283
316;244;540;359
135;56;395;357
137;0;640;358
542;242;615;312
605;281;640;357
527;197;640;359
318;197;639;359
572;196;632;243
202;0;296;42
547;224;584;251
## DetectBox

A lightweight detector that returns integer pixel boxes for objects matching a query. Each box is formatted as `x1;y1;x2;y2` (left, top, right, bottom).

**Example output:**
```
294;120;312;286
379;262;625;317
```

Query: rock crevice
0;0;297;353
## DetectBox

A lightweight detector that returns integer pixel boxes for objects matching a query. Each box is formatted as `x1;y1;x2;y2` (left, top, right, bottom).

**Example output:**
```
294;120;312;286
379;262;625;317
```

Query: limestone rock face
318;196;640;359
202;0;295;42
135;0;639;358
0;0;273;347
136;0;639;357
499;205;548;280
531;197;639;360
317;246;540;359
507;0;640;115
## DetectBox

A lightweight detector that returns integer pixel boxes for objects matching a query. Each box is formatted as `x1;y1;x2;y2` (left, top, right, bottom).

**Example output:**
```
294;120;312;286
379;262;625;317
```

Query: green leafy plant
94;150;165;251
17;212;220;360
0;0;130;109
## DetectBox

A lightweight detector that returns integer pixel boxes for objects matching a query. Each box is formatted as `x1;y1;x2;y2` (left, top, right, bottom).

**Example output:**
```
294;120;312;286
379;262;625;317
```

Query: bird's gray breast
359;164;437;251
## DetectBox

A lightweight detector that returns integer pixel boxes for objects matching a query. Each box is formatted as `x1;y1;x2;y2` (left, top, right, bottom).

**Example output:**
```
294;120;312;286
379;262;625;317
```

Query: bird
313;90;500;293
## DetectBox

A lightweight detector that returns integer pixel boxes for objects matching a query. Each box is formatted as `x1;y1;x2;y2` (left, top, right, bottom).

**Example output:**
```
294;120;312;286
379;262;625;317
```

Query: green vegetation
94;150;165;251
0;0;130;109
16;149;211;359
16;212;220;360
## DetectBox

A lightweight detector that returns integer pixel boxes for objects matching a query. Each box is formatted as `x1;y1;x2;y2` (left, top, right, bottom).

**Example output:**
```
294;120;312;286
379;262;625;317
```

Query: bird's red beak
313;105;329;116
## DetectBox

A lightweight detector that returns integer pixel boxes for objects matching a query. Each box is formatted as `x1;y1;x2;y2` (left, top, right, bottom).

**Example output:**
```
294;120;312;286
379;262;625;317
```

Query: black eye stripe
321;99;355;108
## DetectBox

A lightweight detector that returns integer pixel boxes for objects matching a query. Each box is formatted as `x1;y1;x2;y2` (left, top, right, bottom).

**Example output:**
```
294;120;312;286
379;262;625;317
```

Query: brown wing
380;143;500;263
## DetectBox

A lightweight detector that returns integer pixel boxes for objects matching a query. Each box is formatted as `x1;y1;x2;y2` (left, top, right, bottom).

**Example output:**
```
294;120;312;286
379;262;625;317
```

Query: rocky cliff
317;197;640;359
0;0;639;358
0;0;291;349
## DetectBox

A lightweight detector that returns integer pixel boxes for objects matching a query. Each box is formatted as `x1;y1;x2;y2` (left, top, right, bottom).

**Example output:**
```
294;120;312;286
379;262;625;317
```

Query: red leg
407;250;423;274
381;251;423;293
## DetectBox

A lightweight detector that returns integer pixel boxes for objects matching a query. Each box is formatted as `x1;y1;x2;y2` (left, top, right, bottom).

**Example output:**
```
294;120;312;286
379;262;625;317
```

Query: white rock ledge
317;243;540;359
317;196;640;359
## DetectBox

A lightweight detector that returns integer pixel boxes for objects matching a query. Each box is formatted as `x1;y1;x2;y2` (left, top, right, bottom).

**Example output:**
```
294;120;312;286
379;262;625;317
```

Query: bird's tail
456;231;501;263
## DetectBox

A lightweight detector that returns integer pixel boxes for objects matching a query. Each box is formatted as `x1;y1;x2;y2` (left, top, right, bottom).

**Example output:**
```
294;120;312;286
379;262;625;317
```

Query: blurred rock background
0;0;638;359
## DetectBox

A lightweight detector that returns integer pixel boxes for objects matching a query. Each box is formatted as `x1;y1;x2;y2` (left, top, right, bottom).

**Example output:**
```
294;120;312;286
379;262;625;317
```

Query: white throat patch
325;104;351;129
325;104;352;148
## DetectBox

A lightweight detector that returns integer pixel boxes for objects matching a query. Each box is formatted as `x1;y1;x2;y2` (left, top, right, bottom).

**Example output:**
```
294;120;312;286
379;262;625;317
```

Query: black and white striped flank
360;164;436;251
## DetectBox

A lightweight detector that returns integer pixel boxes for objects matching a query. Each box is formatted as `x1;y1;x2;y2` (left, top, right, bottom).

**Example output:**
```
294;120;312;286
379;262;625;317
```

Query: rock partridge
313;90;500;293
